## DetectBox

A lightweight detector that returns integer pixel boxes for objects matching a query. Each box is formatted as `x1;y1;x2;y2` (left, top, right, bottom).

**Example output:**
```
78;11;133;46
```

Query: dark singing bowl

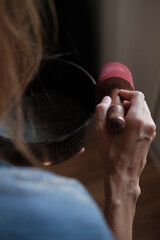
0;58;96;166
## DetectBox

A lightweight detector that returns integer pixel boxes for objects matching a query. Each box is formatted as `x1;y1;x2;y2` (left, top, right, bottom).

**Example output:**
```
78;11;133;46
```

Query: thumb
96;96;111;131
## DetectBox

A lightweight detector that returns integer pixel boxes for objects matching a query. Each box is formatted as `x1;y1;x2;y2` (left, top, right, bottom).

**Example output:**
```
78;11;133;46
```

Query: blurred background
99;0;160;169
48;1;160;239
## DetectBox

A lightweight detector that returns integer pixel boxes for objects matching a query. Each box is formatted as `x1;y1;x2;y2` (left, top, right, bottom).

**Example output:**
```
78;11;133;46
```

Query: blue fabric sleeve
0;164;114;240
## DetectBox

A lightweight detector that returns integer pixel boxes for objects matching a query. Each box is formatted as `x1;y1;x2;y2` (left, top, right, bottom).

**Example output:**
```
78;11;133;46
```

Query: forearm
104;173;141;240
95;90;156;239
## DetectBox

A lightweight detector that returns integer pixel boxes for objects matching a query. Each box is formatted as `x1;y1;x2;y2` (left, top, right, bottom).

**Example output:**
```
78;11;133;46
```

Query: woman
0;1;156;240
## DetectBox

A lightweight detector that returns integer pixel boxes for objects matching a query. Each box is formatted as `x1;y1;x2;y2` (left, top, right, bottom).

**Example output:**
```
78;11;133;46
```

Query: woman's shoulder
0;163;114;240
0;163;92;199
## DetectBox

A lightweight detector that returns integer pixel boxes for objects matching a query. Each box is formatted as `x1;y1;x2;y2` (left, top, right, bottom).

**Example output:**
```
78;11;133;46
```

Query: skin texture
95;89;156;240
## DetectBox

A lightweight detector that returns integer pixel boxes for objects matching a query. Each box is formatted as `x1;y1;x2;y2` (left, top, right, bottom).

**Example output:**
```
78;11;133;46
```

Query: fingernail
103;96;110;103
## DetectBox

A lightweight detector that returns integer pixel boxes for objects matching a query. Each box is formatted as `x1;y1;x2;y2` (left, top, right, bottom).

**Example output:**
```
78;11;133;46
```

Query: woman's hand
96;89;156;180
95;89;156;240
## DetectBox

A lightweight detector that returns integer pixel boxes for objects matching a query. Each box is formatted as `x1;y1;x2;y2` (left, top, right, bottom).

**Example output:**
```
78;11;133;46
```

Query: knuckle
134;91;145;99
129;116;156;140
145;121;156;136
152;131;157;140
129;115;144;129
136;186;141;198
96;103;105;112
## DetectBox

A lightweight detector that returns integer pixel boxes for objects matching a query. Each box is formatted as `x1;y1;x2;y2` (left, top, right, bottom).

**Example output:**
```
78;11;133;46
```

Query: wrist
104;174;141;221
104;174;141;201
104;175;140;240
103;152;146;180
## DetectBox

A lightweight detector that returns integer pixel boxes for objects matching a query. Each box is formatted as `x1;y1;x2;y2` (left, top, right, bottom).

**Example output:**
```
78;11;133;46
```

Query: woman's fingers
96;96;111;132
119;89;156;140
122;100;130;110
96;90;156;141
119;90;145;109
74;147;85;157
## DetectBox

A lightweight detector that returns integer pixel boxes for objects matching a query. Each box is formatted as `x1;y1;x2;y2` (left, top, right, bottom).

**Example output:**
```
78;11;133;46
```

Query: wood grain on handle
107;88;126;133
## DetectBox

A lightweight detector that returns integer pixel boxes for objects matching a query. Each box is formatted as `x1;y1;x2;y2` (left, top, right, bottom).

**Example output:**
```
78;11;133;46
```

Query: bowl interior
0;58;96;144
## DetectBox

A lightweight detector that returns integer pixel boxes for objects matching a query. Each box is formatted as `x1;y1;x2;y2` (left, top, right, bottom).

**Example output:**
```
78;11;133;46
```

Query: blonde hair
0;0;58;165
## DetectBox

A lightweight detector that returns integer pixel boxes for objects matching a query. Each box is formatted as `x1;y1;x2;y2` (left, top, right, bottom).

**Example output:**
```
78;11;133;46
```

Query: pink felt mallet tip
96;62;135;133
98;62;134;90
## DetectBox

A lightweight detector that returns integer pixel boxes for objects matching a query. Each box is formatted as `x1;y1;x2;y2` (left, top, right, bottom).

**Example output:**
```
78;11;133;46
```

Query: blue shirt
0;160;113;240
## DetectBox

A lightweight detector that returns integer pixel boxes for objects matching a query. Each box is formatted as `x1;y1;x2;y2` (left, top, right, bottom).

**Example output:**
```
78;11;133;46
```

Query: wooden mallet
96;62;135;133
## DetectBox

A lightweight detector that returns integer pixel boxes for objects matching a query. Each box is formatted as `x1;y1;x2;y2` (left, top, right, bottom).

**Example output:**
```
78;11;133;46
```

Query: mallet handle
107;88;126;133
